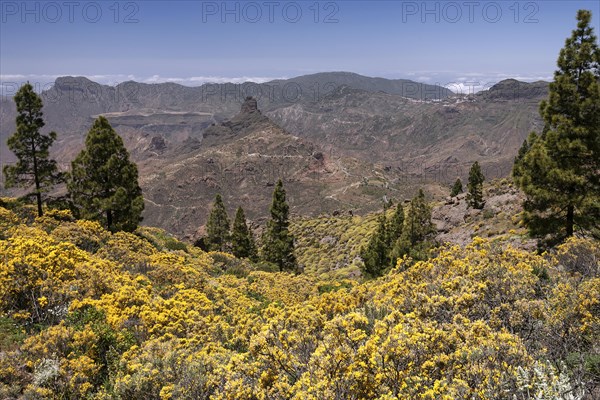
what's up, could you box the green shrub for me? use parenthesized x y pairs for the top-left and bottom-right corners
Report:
(164, 237), (188, 252)
(483, 209), (495, 219)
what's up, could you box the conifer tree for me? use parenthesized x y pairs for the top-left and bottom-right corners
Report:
(360, 200), (407, 277)
(512, 137), (532, 180)
(391, 189), (436, 262)
(450, 178), (463, 197)
(466, 161), (485, 209)
(206, 194), (231, 252)
(387, 202), (405, 245)
(69, 116), (144, 232)
(361, 211), (390, 278)
(3, 83), (64, 216)
(231, 206), (258, 261)
(402, 189), (435, 245)
(514, 10), (600, 246)
(262, 179), (297, 272)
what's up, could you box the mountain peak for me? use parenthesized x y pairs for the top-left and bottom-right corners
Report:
(241, 96), (260, 114)
(53, 76), (99, 89)
(479, 79), (549, 101)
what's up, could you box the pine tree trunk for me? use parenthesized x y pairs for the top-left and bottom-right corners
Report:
(107, 209), (113, 232)
(35, 192), (42, 217)
(31, 139), (42, 217)
(566, 205), (574, 237)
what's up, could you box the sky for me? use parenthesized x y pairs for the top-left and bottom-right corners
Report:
(1, 1), (600, 94)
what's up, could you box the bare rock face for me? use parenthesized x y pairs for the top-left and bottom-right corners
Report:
(202, 96), (268, 143)
(432, 193), (468, 234)
(241, 96), (259, 114)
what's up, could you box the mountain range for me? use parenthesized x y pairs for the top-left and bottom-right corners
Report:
(0, 72), (548, 238)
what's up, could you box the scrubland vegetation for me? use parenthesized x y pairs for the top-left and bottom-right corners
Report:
(1, 199), (599, 399)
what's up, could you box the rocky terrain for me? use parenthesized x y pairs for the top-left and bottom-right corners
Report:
(0, 73), (548, 237)
(139, 97), (410, 238)
(290, 178), (535, 280)
(268, 80), (547, 180)
(431, 179), (534, 250)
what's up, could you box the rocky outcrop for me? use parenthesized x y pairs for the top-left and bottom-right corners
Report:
(203, 96), (269, 142)
(241, 96), (259, 114)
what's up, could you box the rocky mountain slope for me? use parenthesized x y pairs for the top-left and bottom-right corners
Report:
(0, 72), (453, 163)
(0, 73), (548, 237)
(267, 80), (547, 181)
(139, 97), (410, 238)
(291, 178), (534, 280)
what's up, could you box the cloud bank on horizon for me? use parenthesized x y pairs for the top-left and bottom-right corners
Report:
(0, 71), (553, 97)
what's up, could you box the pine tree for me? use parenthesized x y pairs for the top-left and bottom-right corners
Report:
(360, 213), (390, 278)
(391, 189), (436, 262)
(514, 10), (600, 246)
(403, 189), (435, 245)
(387, 202), (404, 245)
(3, 83), (64, 216)
(231, 206), (258, 261)
(512, 136), (532, 180)
(206, 194), (231, 252)
(68, 116), (144, 232)
(466, 161), (485, 209)
(450, 178), (463, 197)
(262, 179), (297, 272)
(360, 200), (406, 277)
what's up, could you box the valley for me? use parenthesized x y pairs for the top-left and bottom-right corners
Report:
(0, 73), (547, 238)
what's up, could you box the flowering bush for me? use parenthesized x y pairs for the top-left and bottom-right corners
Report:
(0, 203), (598, 398)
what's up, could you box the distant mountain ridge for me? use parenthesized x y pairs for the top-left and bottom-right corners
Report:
(1, 72), (457, 165)
(478, 79), (549, 101)
(268, 71), (455, 101)
(0, 72), (549, 237)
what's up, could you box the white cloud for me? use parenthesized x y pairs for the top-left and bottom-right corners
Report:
(445, 82), (486, 95)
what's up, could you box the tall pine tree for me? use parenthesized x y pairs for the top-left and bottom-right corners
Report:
(206, 194), (231, 252)
(361, 211), (390, 278)
(514, 10), (600, 246)
(3, 83), (64, 216)
(466, 161), (485, 209)
(512, 136), (533, 180)
(69, 116), (144, 232)
(231, 206), (258, 261)
(360, 201), (406, 277)
(388, 202), (405, 243)
(262, 179), (297, 272)
(391, 189), (436, 262)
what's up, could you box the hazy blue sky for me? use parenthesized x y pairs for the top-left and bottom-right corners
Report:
(1, 1), (599, 93)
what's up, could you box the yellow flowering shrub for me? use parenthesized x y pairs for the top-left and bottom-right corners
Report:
(0, 226), (118, 324)
(553, 236), (600, 277)
(365, 238), (547, 336)
(34, 209), (76, 232)
(291, 213), (380, 278)
(146, 253), (208, 296)
(0, 206), (20, 238)
(1, 202), (598, 398)
(96, 231), (158, 274)
(51, 219), (111, 253)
